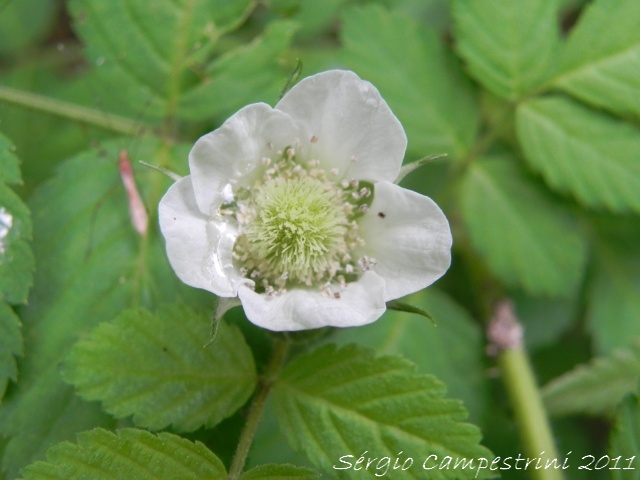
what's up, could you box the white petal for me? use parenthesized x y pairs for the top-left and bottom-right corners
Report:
(357, 181), (452, 300)
(237, 271), (387, 331)
(158, 176), (251, 296)
(189, 103), (303, 215)
(276, 70), (406, 183)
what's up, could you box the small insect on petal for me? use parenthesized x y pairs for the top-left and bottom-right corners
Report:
(119, 150), (149, 236)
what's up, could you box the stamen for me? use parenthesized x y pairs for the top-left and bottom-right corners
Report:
(230, 143), (373, 293)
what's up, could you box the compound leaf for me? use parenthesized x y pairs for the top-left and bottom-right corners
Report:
(542, 341), (640, 416)
(341, 5), (479, 159)
(69, 0), (293, 122)
(0, 134), (34, 305)
(517, 96), (640, 213)
(333, 289), (486, 421)
(453, 0), (560, 100)
(460, 156), (586, 296)
(273, 344), (494, 480)
(0, 133), (32, 400)
(551, 0), (640, 119)
(63, 305), (256, 432)
(178, 20), (298, 121)
(0, 139), (207, 478)
(586, 217), (640, 354)
(18, 428), (226, 480)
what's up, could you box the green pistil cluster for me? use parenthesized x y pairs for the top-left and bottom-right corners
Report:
(228, 145), (373, 295)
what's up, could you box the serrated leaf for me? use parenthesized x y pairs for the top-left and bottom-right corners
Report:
(63, 305), (256, 431)
(551, 0), (640, 119)
(334, 289), (486, 421)
(69, 0), (293, 123)
(178, 20), (297, 121)
(452, 0), (560, 100)
(460, 156), (586, 296)
(0, 139), (208, 478)
(0, 185), (34, 304)
(609, 394), (640, 480)
(0, 303), (22, 399)
(341, 5), (479, 159)
(0, 0), (57, 56)
(68, 0), (246, 120)
(18, 428), (226, 480)
(242, 464), (320, 480)
(0, 133), (34, 305)
(0, 134), (21, 185)
(0, 133), (31, 400)
(273, 344), (494, 480)
(542, 341), (640, 416)
(517, 95), (640, 213)
(586, 217), (640, 354)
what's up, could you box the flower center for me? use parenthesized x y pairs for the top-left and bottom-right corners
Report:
(227, 145), (375, 295)
(244, 176), (348, 285)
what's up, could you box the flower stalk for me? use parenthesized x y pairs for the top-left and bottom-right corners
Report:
(228, 336), (290, 480)
(489, 301), (564, 480)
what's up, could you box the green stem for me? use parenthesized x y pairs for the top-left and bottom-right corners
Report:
(499, 348), (564, 480)
(0, 84), (153, 137)
(228, 336), (290, 480)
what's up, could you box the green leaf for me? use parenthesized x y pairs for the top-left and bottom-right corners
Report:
(177, 20), (298, 121)
(609, 394), (640, 480)
(341, 5), (479, 159)
(542, 341), (640, 416)
(0, 186), (34, 304)
(459, 156), (586, 296)
(452, 0), (560, 100)
(517, 95), (640, 213)
(0, 133), (34, 305)
(69, 0), (245, 120)
(333, 289), (486, 421)
(512, 291), (577, 348)
(242, 464), (320, 480)
(586, 217), (640, 354)
(551, 0), (640, 120)
(18, 428), (227, 480)
(0, 0), (57, 56)
(0, 139), (208, 478)
(0, 303), (22, 398)
(273, 344), (494, 480)
(0, 64), (112, 190)
(0, 133), (21, 184)
(0, 133), (31, 399)
(62, 306), (256, 431)
(69, 0), (293, 122)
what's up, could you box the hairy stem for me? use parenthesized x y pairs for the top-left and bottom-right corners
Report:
(0, 84), (153, 137)
(490, 302), (564, 480)
(228, 336), (290, 480)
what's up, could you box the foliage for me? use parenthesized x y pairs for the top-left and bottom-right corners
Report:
(62, 306), (257, 432)
(542, 341), (640, 416)
(1, 0), (639, 479)
(0, 134), (33, 398)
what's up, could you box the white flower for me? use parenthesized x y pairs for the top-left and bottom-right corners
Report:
(159, 70), (452, 331)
